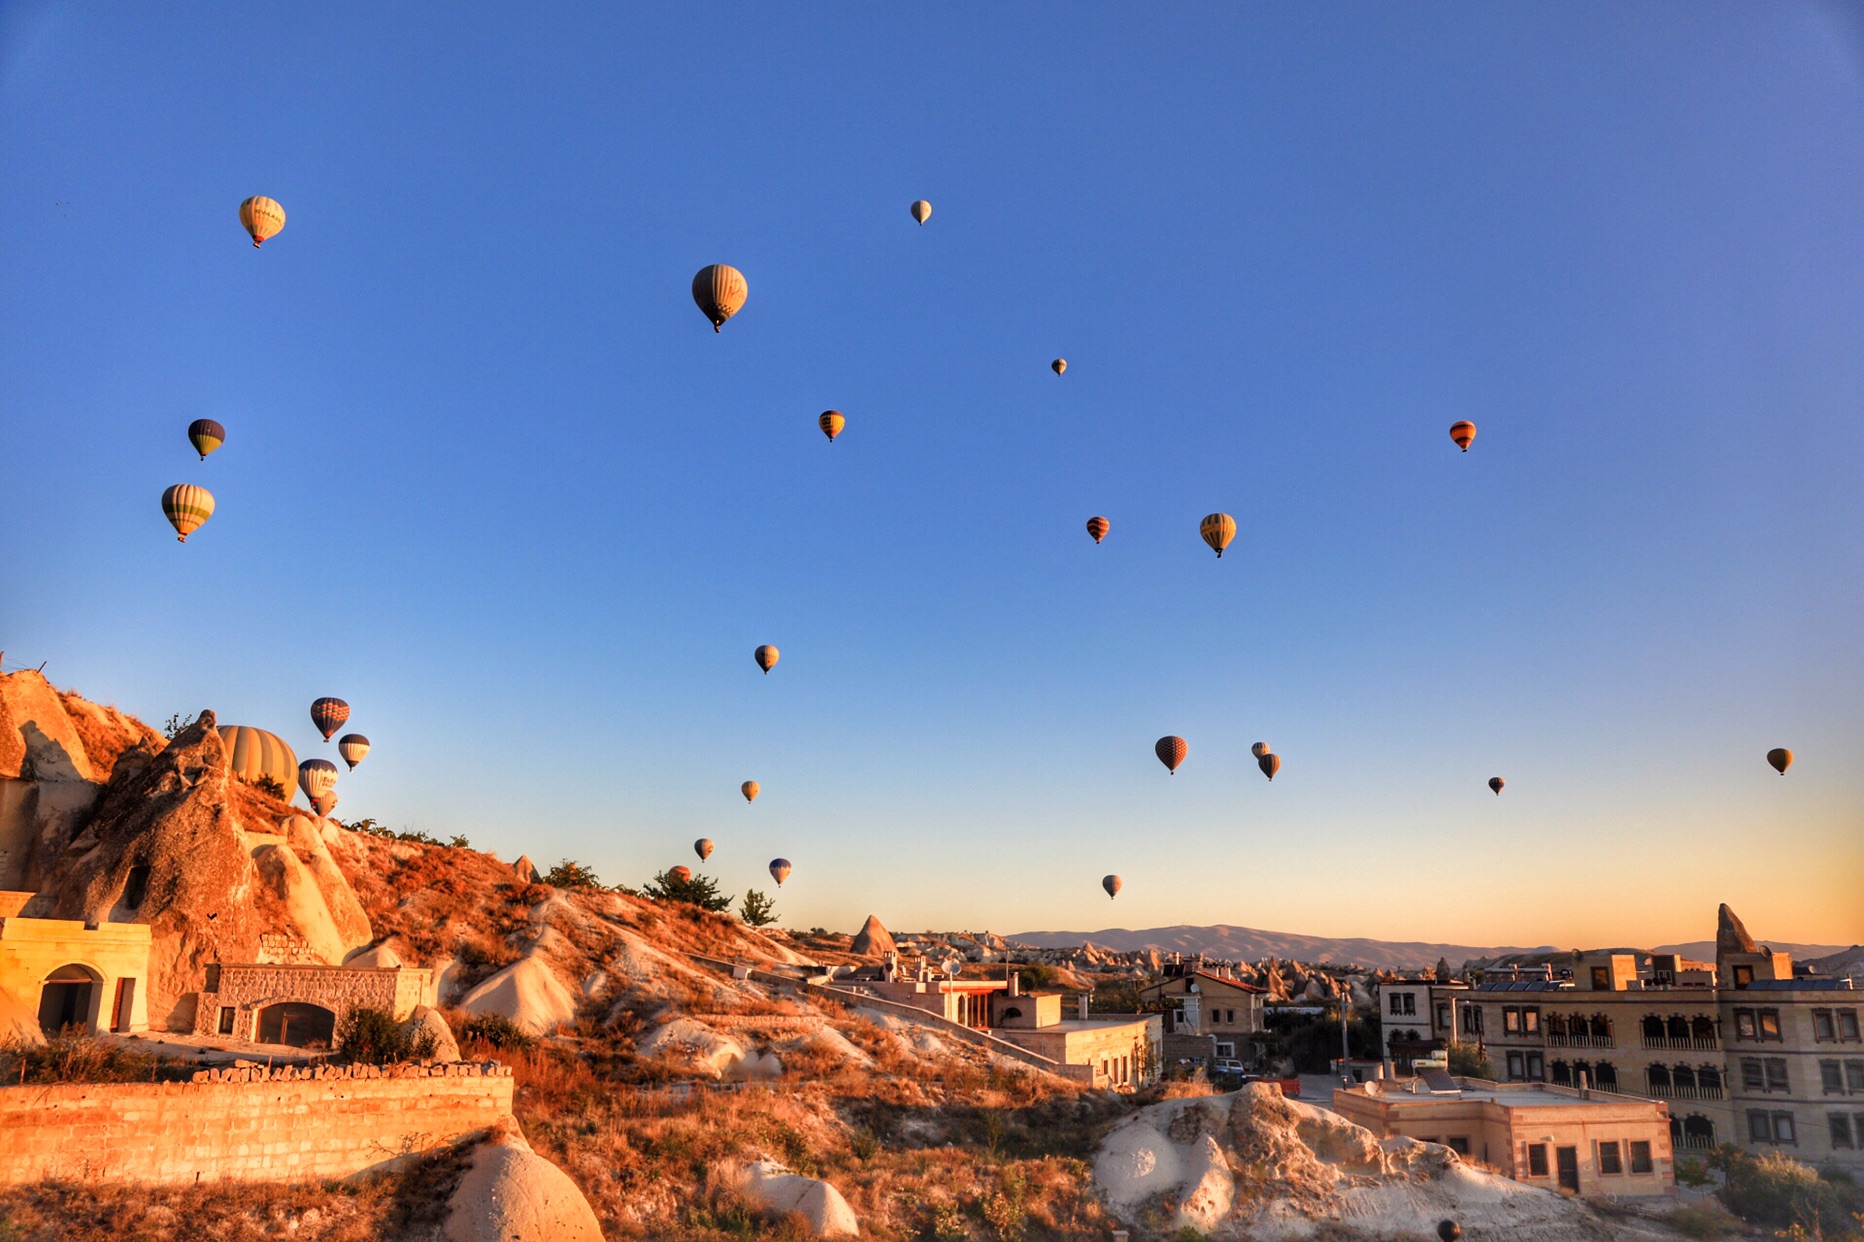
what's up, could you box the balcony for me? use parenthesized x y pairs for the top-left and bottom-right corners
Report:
(1642, 1036), (1718, 1051)
(1547, 1033), (1615, 1048)
(1651, 1084), (1725, 1100)
(1674, 1133), (1718, 1151)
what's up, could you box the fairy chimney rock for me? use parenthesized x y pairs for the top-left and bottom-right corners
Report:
(850, 915), (896, 959)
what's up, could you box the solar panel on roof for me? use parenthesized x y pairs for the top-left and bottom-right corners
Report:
(1420, 1067), (1460, 1093)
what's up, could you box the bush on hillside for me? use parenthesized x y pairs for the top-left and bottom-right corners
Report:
(643, 868), (733, 913)
(1707, 1144), (1864, 1237)
(337, 1006), (436, 1065)
(739, 888), (778, 926)
(458, 1012), (536, 1051)
(243, 774), (288, 800)
(543, 859), (608, 889)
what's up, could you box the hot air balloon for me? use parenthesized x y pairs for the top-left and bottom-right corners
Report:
(310, 697), (350, 741)
(692, 264), (748, 332)
(1251, 742), (1271, 759)
(161, 484), (215, 543)
(1156, 735), (1187, 775)
(1767, 748), (1793, 776)
(910, 200), (932, 225)
(1437, 1223), (1462, 1242)
(741, 780), (760, 803)
(1086, 516), (1110, 544)
(694, 838), (714, 862)
(298, 758), (339, 803)
(769, 858), (792, 887)
(1489, 777), (1505, 795)
(819, 410), (845, 442)
(239, 196), (286, 248)
(754, 645), (779, 675)
(1200, 513), (1236, 558)
(1102, 874), (1122, 900)
(669, 865), (693, 884)
(1258, 752), (1281, 781)
(188, 419), (226, 461)
(220, 725), (298, 795)
(337, 734), (370, 770)
(1449, 421), (1477, 452)
(311, 792), (338, 818)
(1051, 359), (1067, 376)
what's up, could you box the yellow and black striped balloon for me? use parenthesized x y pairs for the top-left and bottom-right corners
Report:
(1051, 359), (1067, 376)
(819, 411), (845, 442)
(692, 264), (748, 331)
(1449, 421), (1477, 451)
(754, 645), (779, 674)
(337, 734), (371, 770)
(1086, 516), (1109, 544)
(239, 196), (286, 248)
(220, 725), (298, 795)
(1199, 512), (1235, 558)
(188, 419), (226, 461)
(161, 484), (215, 542)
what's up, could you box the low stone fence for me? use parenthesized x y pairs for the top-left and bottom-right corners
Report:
(0, 1061), (513, 1185)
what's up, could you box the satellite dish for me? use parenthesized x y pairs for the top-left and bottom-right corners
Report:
(944, 959), (962, 979)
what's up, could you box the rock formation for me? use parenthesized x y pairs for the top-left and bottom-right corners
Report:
(730, 1158), (859, 1237)
(445, 1127), (603, 1242)
(850, 914), (895, 959)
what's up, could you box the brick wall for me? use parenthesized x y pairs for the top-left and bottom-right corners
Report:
(0, 1061), (513, 1185)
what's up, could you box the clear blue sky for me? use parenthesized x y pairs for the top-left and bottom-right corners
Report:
(4, 4), (1860, 949)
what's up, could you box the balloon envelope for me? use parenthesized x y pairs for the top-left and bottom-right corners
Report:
(1767, 748), (1793, 775)
(692, 264), (748, 331)
(1102, 874), (1122, 899)
(1156, 736), (1187, 774)
(1489, 777), (1505, 795)
(669, 865), (693, 884)
(1086, 516), (1109, 544)
(1051, 359), (1067, 376)
(819, 411), (845, 442)
(769, 858), (792, 887)
(1258, 753), (1282, 781)
(220, 726), (297, 796)
(1449, 421), (1477, 452)
(741, 780), (760, 803)
(310, 697), (350, 741)
(161, 484), (215, 543)
(694, 838), (714, 862)
(1251, 742), (1271, 758)
(188, 419), (226, 461)
(910, 199), (932, 224)
(298, 758), (339, 802)
(337, 734), (370, 770)
(754, 645), (779, 674)
(239, 196), (285, 248)
(1200, 513), (1236, 558)
(311, 792), (337, 817)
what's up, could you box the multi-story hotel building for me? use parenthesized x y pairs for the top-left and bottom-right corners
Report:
(1376, 905), (1862, 1172)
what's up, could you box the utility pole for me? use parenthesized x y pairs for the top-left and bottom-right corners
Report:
(1340, 983), (1353, 1087)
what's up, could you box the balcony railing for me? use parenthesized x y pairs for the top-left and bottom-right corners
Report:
(1641, 1036), (1719, 1051)
(1674, 1134), (1718, 1151)
(1547, 1033), (1615, 1048)
(1651, 1084), (1725, 1100)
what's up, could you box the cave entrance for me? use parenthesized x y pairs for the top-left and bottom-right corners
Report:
(255, 1002), (336, 1049)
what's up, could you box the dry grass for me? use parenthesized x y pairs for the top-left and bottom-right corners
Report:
(54, 691), (163, 780)
(0, 1031), (198, 1085)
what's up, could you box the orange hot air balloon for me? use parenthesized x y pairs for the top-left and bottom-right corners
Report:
(692, 264), (748, 332)
(754, 645), (779, 674)
(669, 865), (693, 884)
(1489, 776), (1505, 795)
(311, 792), (337, 817)
(1102, 874), (1122, 900)
(1766, 748), (1793, 776)
(1200, 513), (1236, 558)
(239, 196), (286, 248)
(694, 838), (714, 862)
(161, 484), (215, 542)
(1051, 359), (1067, 376)
(1086, 516), (1110, 544)
(769, 858), (792, 887)
(1449, 421), (1477, 452)
(1251, 742), (1271, 759)
(819, 410), (845, 442)
(310, 697), (350, 742)
(741, 780), (760, 803)
(1258, 752), (1281, 781)
(910, 200), (932, 225)
(1155, 735), (1187, 775)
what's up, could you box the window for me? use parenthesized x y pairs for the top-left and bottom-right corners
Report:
(1735, 1009), (1757, 1040)
(1749, 1112), (1773, 1143)
(1848, 1062), (1864, 1091)
(1446, 1136), (1471, 1156)
(1598, 1141), (1623, 1174)
(1734, 965), (1754, 988)
(1526, 1052), (1544, 1081)
(1550, 1060), (1572, 1086)
(1815, 1010), (1837, 1041)
(1700, 1066), (1723, 1093)
(1226, 1009), (1235, 1024)
(1742, 1058), (1765, 1091)
(1591, 967), (1610, 990)
(1595, 1062), (1617, 1091)
(1507, 1051), (1525, 1080)
(1772, 1112), (1796, 1145)
(1630, 1141), (1653, 1173)
(1766, 1058), (1789, 1092)
(217, 1006), (235, 1035)
(1437, 1003), (1450, 1029)
(1504, 1008), (1521, 1034)
(1391, 993), (1406, 1015)
(1841, 1011), (1861, 1041)
(1823, 1061), (1845, 1094)
(1526, 1143), (1549, 1177)
(1832, 1115), (1855, 1149)
(1759, 1010), (1782, 1040)
(1523, 1008), (1539, 1033)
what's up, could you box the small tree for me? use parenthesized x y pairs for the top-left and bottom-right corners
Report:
(337, 1006), (435, 1065)
(1446, 1040), (1491, 1078)
(740, 888), (778, 927)
(543, 859), (608, 889)
(644, 869), (732, 913)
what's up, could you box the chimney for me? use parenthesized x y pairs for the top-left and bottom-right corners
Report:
(1009, 971), (1021, 997)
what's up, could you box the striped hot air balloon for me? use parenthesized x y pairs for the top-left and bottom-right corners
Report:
(1258, 753), (1282, 781)
(310, 697), (350, 741)
(1102, 874), (1122, 900)
(337, 734), (370, 770)
(188, 419), (226, 461)
(1200, 513), (1236, 558)
(1449, 421), (1477, 452)
(1086, 516), (1109, 544)
(312, 791), (338, 817)
(769, 858), (792, 887)
(1156, 735), (1187, 774)
(754, 645), (779, 675)
(161, 484), (215, 543)
(694, 838), (714, 862)
(298, 758), (339, 803)
(819, 411), (845, 442)
(220, 726), (298, 795)
(910, 200), (932, 225)
(239, 196), (286, 248)
(1251, 742), (1271, 759)
(692, 264), (748, 332)
(741, 780), (760, 803)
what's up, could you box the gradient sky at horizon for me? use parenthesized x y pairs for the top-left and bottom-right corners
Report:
(3, 4), (1860, 951)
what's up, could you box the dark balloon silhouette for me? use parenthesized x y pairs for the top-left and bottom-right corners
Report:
(1156, 736), (1187, 774)
(1086, 516), (1109, 544)
(1767, 748), (1793, 776)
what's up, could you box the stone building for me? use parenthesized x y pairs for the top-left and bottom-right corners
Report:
(193, 959), (435, 1048)
(0, 890), (151, 1037)
(1139, 960), (1268, 1065)
(1378, 976), (1470, 1070)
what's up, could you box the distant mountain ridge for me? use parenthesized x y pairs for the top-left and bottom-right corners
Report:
(1652, 940), (1852, 963)
(1006, 925), (1559, 973)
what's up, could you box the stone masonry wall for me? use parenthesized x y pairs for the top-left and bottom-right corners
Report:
(194, 963), (434, 1039)
(0, 1061), (512, 1185)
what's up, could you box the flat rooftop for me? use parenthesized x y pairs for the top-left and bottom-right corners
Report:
(1352, 1078), (1648, 1109)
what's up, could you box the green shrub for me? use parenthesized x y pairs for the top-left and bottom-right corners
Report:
(336, 1006), (435, 1065)
(459, 1012), (536, 1051)
(1662, 1204), (1728, 1239)
(644, 869), (732, 913)
(245, 774), (287, 799)
(739, 888), (778, 926)
(1710, 1144), (1863, 1236)
(1446, 1040), (1490, 1078)
(544, 859), (609, 889)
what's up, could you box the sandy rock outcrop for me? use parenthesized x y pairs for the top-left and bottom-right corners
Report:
(456, 951), (579, 1035)
(729, 1159), (859, 1238)
(636, 1016), (749, 1077)
(1097, 1084), (1622, 1240)
(512, 854), (539, 883)
(850, 914), (895, 959)
(445, 1128), (602, 1242)
(405, 1004), (461, 1062)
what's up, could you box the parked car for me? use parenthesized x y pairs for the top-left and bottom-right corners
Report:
(1210, 1058), (1248, 1075)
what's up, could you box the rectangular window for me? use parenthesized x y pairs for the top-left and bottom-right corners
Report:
(1630, 1140), (1653, 1173)
(1831, 1116), (1855, 1149)
(1527, 1143), (1549, 1176)
(1599, 1141), (1623, 1174)
(1847, 1062), (1864, 1091)
(216, 1006), (235, 1036)
(1822, 1061), (1845, 1094)
(1735, 965), (1754, 988)
(1592, 967), (1610, 990)
(1766, 1058), (1789, 1092)
(1527, 1052), (1544, 1081)
(1841, 1011), (1861, 1041)
(1437, 1003), (1450, 1029)
(1735, 1009), (1757, 1040)
(1749, 1112), (1773, 1143)
(1446, 1136), (1471, 1156)
(1772, 1112), (1796, 1144)
(1524, 1007), (1540, 1033)
(1743, 1058), (1765, 1090)
(1815, 1010), (1837, 1041)
(1391, 993), (1405, 1015)
(1504, 1008), (1521, 1034)
(1507, 1051), (1525, 1080)
(1760, 1010), (1782, 1040)
(1403, 994), (1416, 1015)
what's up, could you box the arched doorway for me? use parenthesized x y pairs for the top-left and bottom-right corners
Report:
(255, 1002), (336, 1049)
(37, 965), (100, 1035)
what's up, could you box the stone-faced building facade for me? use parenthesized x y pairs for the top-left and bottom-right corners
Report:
(194, 960), (435, 1048)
